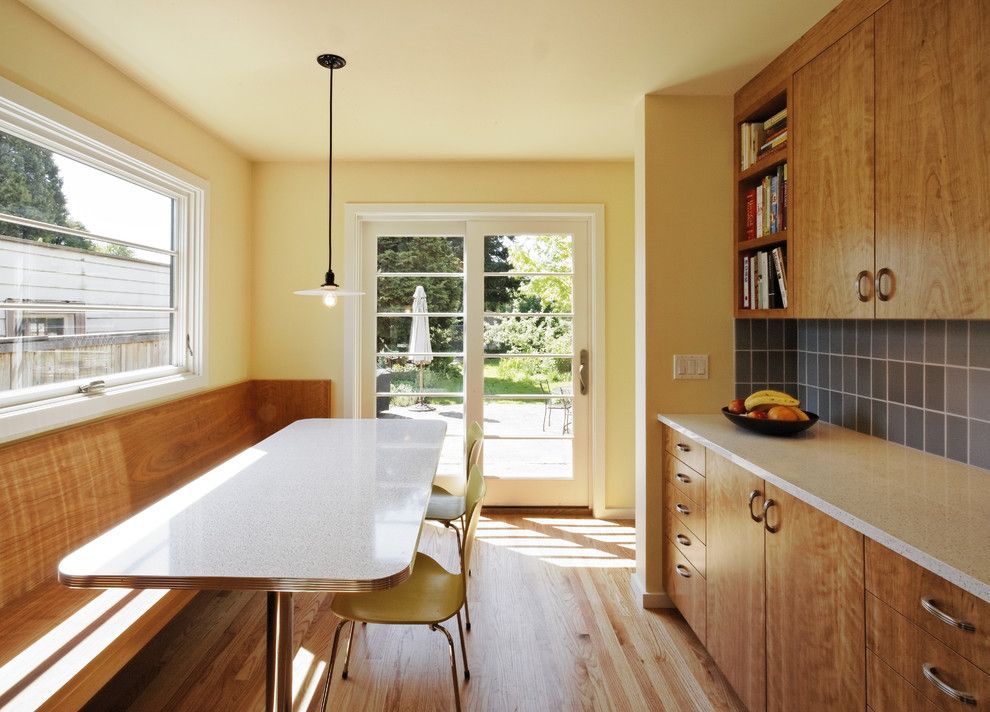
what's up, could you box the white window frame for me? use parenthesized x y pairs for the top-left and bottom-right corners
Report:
(343, 204), (609, 516)
(0, 76), (207, 443)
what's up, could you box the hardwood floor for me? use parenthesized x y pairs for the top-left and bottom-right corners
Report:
(86, 514), (744, 711)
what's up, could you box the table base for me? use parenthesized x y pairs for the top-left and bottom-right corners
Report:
(266, 592), (294, 712)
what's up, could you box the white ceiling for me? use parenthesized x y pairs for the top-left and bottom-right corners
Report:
(19, 0), (840, 161)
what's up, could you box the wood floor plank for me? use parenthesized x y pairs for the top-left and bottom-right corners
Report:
(86, 514), (744, 712)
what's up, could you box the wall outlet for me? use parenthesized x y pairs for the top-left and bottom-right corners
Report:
(673, 354), (709, 380)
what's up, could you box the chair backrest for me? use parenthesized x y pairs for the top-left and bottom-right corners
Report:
(537, 376), (551, 396)
(460, 464), (487, 578)
(465, 421), (484, 478)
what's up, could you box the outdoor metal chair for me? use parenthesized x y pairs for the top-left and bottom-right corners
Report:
(539, 377), (572, 434)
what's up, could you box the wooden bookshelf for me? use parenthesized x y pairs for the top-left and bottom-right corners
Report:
(733, 85), (791, 317)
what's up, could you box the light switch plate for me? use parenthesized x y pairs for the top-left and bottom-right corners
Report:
(673, 354), (709, 380)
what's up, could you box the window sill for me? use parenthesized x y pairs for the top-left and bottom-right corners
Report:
(0, 371), (207, 446)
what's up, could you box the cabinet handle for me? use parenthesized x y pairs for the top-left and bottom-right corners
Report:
(675, 503), (691, 515)
(675, 443), (691, 453)
(675, 473), (692, 484)
(762, 499), (779, 533)
(921, 597), (976, 632)
(855, 270), (872, 302)
(876, 267), (894, 302)
(922, 663), (977, 706)
(675, 533), (691, 546)
(748, 489), (764, 523)
(675, 564), (692, 579)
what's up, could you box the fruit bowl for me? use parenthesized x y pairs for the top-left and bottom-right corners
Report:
(721, 407), (819, 436)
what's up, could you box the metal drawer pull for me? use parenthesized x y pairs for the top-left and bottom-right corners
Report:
(855, 270), (872, 302)
(675, 443), (691, 453)
(675, 534), (691, 546)
(675, 564), (692, 579)
(748, 489), (764, 523)
(921, 597), (976, 632)
(675, 503), (691, 515)
(762, 499), (778, 533)
(922, 663), (977, 706)
(675, 473), (691, 484)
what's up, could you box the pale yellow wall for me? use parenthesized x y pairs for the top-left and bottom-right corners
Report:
(252, 160), (636, 509)
(0, 0), (253, 388)
(634, 95), (733, 601)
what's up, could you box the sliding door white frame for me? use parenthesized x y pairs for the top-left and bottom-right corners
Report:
(343, 203), (609, 516)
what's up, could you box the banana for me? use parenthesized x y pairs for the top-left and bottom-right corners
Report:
(793, 408), (810, 421)
(744, 389), (800, 411)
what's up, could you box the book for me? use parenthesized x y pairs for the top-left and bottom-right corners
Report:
(782, 163), (788, 230)
(758, 251), (770, 309)
(745, 188), (756, 239)
(740, 123), (749, 170)
(755, 183), (764, 238)
(772, 247), (789, 308)
(750, 255), (757, 309)
(770, 174), (779, 234)
(763, 176), (772, 235)
(758, 130), (787, 155)
(763, 108), (787, 132)
(767, 250), (778, 307)
(742, 255), (750, 308)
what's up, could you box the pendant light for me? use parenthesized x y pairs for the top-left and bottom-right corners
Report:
(294, 53), (363, 308)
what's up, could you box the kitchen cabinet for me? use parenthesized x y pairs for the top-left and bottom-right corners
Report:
(706, 454), (766, 712)
(874, 0), (990, 318)
(793, 17), (875, 318)
(764, 484), (866, 712)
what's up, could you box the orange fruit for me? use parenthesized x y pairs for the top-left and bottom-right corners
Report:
(766, 405), (800, 421)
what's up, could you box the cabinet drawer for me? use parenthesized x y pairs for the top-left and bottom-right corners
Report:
(662, 426), (705, 475)
(867, 540), (990, 672)
(868, 650), (940, 712)
(867, 593), (990, 710)
(664, 480), (706, 544)
(663, 450), (705, 506)
(664, 507), (705, 578)
(663, 536), (706, 644)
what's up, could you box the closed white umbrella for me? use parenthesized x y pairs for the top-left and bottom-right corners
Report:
(408, 285), (434, 411)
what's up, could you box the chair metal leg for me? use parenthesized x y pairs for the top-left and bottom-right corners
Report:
(460, 514), (471, 577)
(430, 624), (462, 712)
(456, 611), (470, 679)
(341, 620), (356, 679)
(464, 596), (472, 631)
(319, 618), (348, 712)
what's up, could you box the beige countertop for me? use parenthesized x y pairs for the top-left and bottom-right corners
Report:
(658, 414), (990, 603)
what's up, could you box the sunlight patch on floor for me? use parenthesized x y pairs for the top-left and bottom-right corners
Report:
(470, 516), (638, 569)
(292, 646), (326, 710)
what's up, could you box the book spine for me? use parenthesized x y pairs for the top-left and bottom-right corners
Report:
(758, 251), (770, 309)
(741, 123), (748, 170)
(763, 176), (771, 236)
(772, 247), (789, 308)
(750, 255), (757, 309)
(755, 184), (764, 238)
(742, 255), (750, 309)
(770, 175), (779, 234)
(746, 188), (756, 239)
(782, 163), (788, 231)
(767, 250), (778, 307)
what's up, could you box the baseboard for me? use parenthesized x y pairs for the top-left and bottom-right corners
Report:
(595, 507), (634, 520)
(629, 571), (673, 609)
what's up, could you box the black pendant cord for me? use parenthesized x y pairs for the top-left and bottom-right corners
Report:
(325, 63), (335, 285)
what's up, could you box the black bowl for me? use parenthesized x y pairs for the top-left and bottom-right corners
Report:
(721, 407), (819, 436)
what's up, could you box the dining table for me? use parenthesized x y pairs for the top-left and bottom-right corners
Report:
(58, 417), (448, 712)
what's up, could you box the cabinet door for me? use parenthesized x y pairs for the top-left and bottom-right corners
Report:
(764, 485), (865, 712)
(793, 18), (875, 318)
(875, 0), (990, 318)
(706, 454), (766, 712)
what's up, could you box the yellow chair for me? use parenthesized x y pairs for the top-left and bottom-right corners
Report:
(425, 421), (483, 627)
(319, 464), (487, 712)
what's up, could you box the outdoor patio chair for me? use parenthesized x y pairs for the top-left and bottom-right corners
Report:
(539, 376), (572, 434)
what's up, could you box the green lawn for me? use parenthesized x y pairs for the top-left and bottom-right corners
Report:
(383, 360), (569, 404)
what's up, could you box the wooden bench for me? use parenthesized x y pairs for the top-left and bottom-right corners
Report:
(0, 379), (330, 711)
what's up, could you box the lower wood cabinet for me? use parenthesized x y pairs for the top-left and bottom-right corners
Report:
(662, 427), (867, 712)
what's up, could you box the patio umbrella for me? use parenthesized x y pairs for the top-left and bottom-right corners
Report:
(408, 285), (434, 411)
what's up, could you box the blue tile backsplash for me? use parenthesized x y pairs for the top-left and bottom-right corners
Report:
(734, 319), (990, 470)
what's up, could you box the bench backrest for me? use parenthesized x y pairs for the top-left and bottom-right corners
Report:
(0, 379), (330, 608)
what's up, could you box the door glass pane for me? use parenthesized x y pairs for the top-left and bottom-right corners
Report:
(377, 276), (463, 313)
(377, 235), (463, 273)
(485, 275), (573, 313)
(483, 356), (571, 395)
(377, 316), (464, 353)
(376, 355), (463, 394)
(483, 315), (572, 354)
(484, 234), (572, 273)
(377, 396), (464, 478)
(484, 438), (572, 479)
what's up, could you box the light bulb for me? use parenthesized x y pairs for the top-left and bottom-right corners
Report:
(322, 291), (338, 308)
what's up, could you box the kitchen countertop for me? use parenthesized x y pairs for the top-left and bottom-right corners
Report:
(658, 414), (990, 603)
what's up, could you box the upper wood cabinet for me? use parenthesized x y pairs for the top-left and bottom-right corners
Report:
(874, 0), (990, 318)
(793, 18), (875, 319)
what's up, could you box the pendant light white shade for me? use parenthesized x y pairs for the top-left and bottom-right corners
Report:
(296, 53), (363, 308)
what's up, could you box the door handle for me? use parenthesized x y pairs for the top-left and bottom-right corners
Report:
(579, 349), (589, 395)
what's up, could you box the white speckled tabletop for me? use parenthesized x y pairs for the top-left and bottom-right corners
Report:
(59, 418), (447, 591)
(658, 414), (990, 602)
